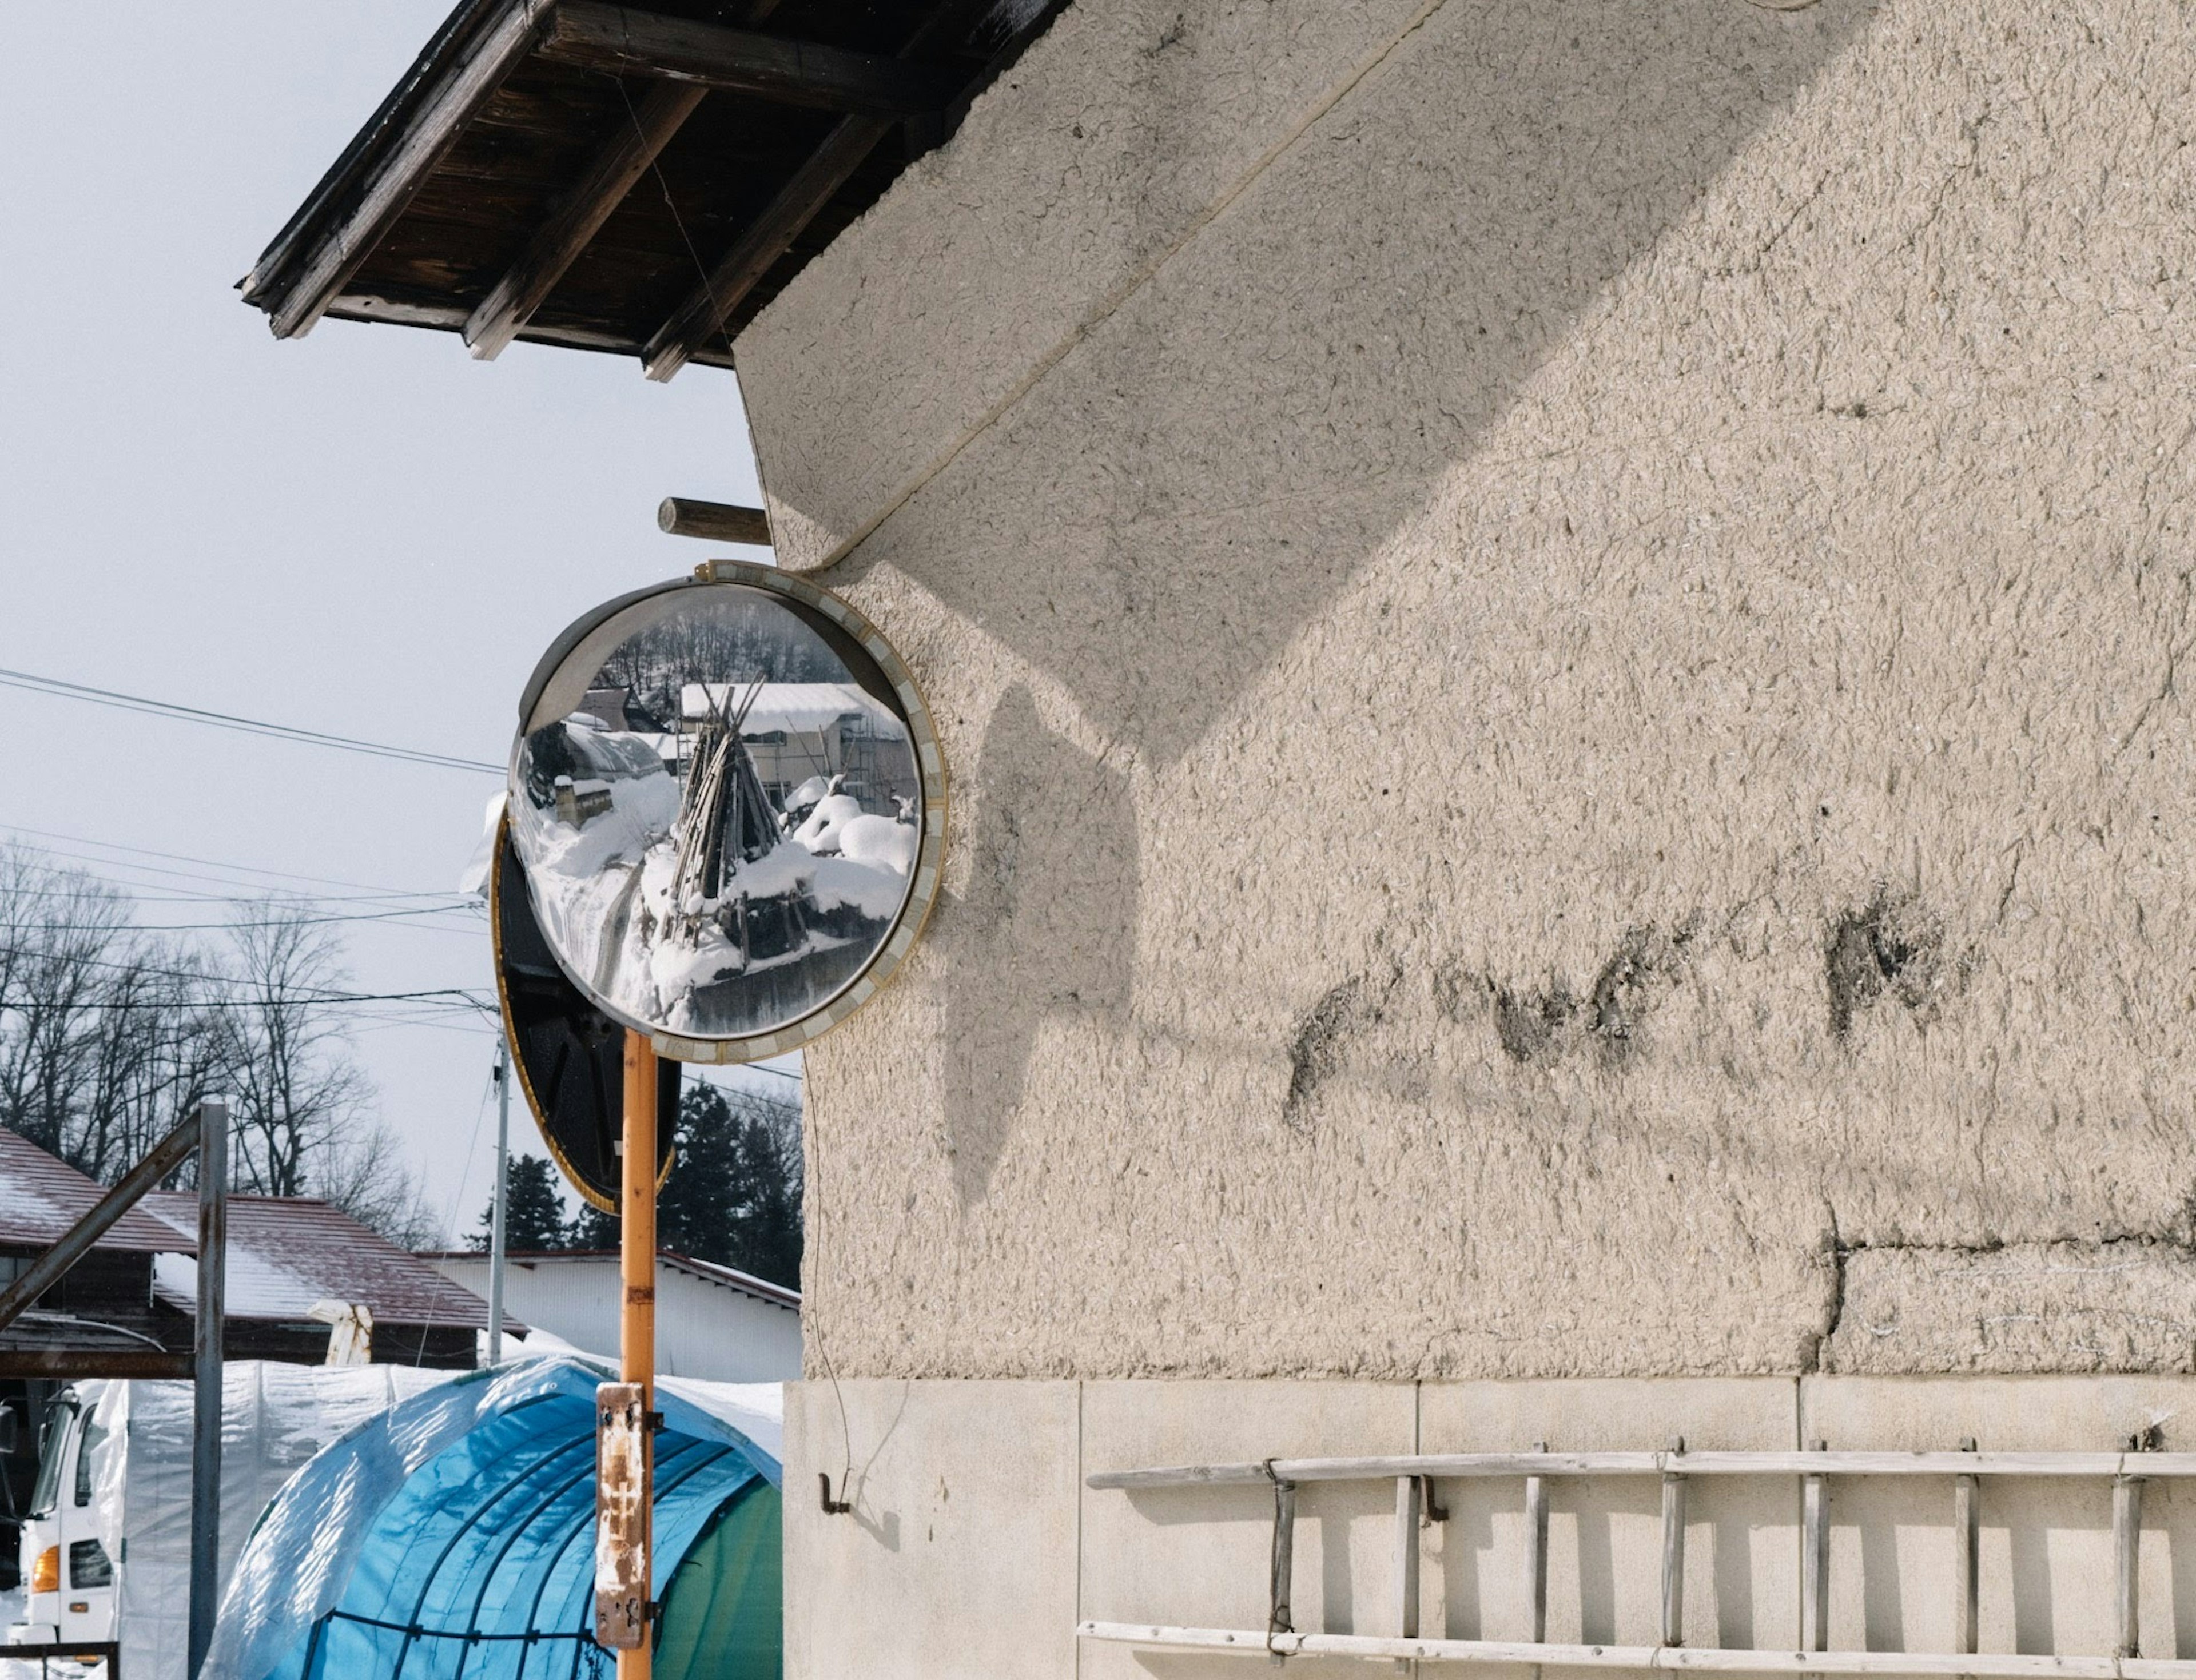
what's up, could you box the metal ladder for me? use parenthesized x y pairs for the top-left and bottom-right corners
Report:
(1080, 1442), (2196, 1675)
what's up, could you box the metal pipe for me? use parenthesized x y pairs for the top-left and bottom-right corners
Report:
(1955, 1438), (1979, 1658)
(619, 1033), (658, 1680)
(1527, 1440), (1550, 1646)
(0, 1109), (202, 1334)
(1267, 1470), (1298, 1663)
(188, 1100), (228, 1680)
(1087, 1450), (2196, 1489)
(1079, 1620), (2196, 1676)
(2115, 1474), (2144, 1659)
(488, 1037), (510, 1364)
(1396, 1474), (1421, 1641)
(1661, 1438), (1686, 1649)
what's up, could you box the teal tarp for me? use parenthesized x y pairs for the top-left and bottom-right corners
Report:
(203, 1359), (781, 1680)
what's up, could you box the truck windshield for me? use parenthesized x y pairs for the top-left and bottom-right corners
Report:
(26, 1398), (76, 1520)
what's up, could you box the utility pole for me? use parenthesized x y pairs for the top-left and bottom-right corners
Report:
(620, 1032), (657, 1680)
(488, 1036), (510, 1364)
(188, 1099), (228, 1680)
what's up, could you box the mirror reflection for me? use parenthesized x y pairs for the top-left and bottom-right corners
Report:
(510, 583), (921, 1042)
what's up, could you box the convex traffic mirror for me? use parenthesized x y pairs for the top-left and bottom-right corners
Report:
(510, 563), (944, 1064)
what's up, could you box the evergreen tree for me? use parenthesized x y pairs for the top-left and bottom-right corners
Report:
(568, 1084), (803, 1289)
(471, 1153), (569, 1251)
(567, 1199), (618, 1249)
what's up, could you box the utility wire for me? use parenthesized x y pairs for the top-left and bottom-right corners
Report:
(0, 822), (489, 901)
(0, 666), (503, 775)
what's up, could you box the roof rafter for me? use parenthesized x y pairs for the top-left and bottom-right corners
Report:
(538, 3), (962, 116)
(639, 0), (1006, 381)
(464, 78), (707, 360)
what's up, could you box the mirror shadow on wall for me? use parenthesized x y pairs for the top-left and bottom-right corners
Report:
(832, 0), (1880, 1205)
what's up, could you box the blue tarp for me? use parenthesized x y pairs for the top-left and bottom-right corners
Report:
(204, 1359), (782, 1680)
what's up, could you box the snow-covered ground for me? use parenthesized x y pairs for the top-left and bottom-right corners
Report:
(0, 1586), (108, 1679)
(513, 718), (917, 1037)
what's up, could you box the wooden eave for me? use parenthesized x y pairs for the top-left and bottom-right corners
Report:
(241, 0), (1066, 379)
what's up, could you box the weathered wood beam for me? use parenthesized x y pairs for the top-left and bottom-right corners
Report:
(540, 4), (960, 116)
(0, 1108), (201, 1335)
(0, 1349), (195, 1380)
(658, 497), (771, 544)
(640, 0), (1001, 381)
(642, 114), (891, 380)
(255, 0), (546, 340)
(466, 80), (708, 360)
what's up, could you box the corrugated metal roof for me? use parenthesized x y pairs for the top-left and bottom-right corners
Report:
(0, 1126), (193, 1252)
(145, 1193), (502, 1329)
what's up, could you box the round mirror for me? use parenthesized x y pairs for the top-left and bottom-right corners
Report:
(508, 564), (944, 1062)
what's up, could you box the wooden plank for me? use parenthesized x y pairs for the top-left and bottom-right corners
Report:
(640, 0), (1001, 380)
(466, 80), (708, 360)
(659, 497), (771, 544)
(0, 1349), (194, 1380)
(264, 0), (546, 339)
(539, 4), (960, 116)
(641, 112), (892, 379)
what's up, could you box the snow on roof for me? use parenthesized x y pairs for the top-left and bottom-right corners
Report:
(144, 1194), (503, 1329)
(419, 1247), (799, 1312)
(680, 681), (906, 739)
(0, 1126), (190, 1252)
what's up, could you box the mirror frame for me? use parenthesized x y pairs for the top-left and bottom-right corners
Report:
(509, 560), (948, 1064)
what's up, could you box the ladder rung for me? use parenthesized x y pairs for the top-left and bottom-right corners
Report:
(1077, 1622), (2196, 1677)
(1085, 1451), (2195, 1490)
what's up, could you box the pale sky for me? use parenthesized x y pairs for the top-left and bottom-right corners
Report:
(1, 3), (797, 1237)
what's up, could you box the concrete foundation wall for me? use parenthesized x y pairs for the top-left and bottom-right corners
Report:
(734, 0), (2196, 1384)
(788, 1377), (2196, 1680)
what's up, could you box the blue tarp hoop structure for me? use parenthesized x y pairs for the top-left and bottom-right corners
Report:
(204, 1358), (782, 1680)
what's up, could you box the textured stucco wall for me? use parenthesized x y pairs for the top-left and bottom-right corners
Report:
(737, 0), (2196, 1382)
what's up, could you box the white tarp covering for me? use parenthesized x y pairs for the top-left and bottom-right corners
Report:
(93, 1363), (454, 1680)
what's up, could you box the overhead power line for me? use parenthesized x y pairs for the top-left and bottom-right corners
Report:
(0, 822), (486, 901)
(0, 666), (503, 775)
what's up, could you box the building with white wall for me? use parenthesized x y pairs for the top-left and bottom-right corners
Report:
(252, 1), (2196, 1675)
(427, 1249), (799, 1384)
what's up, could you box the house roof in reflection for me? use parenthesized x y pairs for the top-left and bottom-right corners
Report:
(681, 682), (906, 738)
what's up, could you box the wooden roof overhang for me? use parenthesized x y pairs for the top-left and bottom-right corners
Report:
(242, 0), (1063, 379)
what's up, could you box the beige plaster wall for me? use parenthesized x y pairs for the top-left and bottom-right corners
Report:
(738, 0), (2196, 1381)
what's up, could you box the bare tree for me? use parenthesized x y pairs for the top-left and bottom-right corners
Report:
(318, 1115), (440, 1248)
(0, 858), (436, 1243)
(213, 901), (370, 1198)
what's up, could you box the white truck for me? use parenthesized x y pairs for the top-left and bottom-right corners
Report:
(8, 1364), (450, 1678)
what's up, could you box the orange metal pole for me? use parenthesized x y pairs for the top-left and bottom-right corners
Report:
(620, 1030), (658, 1680)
